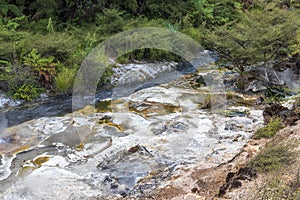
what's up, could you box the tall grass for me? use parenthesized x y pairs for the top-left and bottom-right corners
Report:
(54, 68), (77, 93)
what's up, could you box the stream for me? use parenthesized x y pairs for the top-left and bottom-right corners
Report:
(0, 54), (267, 199)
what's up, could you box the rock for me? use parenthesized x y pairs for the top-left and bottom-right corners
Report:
(0, 65), (267, 199)
(0, 92), (23, 108)
(235, 66), (287, 94)
(2, 167), (101, 199)
(218, 167), (257, 197)
(244, 80), (266, 93)
(263, 102), (299, 125)
(255, 96), (264, 105)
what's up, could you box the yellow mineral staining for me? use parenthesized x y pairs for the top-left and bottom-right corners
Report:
(16, 166), (36, 177)
(98, 118), (126, 131)
(12, 145), (30, 154)
(110, 99), (127, 112)
(76, 142), (84, 151)
(33, 156), (51, 167)
(149, 169), (161, 176)
(17, 155), (51, 177)
(128, 101), (181, 117)
(75, 105), (97, 115)
(226, 92), (258, 106)
(198, 93), (212, 109)
(71, 99), (126, 116)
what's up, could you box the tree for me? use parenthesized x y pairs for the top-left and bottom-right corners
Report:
(205, 7), (300, 73)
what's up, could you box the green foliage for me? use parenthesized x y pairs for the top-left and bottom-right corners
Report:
(181, 27), (204, 43)
(252, 118), (283, 139)
(0, 61), (29, 83)
(249, 143), (297, 173)
(265, 85), (288, 101)
(11, 83), (43, 101)
(95, 8), (127, 35)
(95, 100), (112, 112)
(193, 0), (243, 27)
(21, 33), (79, 61)
(205, 7), (300, 72)
(291, 29), (300, 56)
(54, 68), (77, 93)
(0, 63), (42, 100)
(258, 175), (300, 200)
(23, 48), (57, 86)
(98, 66), (114, 87)
(0, 16), (26, 31)
(0, 0), (22, 17)
(0, 28), (78, 63)
(117, 49), (183, 63)
(46, 17), (54, 33)
(0, 0), (299, 101)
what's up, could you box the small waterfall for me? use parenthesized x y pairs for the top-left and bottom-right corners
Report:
(0, 92), (23, 109)
(112, 62), (178, 85)
(111, 62), (182, 99)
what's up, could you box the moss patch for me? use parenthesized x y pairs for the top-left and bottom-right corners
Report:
(95, 100), (112, 112)
(252, 118), (283, 139)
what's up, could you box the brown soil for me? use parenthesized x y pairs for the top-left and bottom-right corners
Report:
(152, 121), (300, 200)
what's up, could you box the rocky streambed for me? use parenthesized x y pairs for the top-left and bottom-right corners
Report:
(0, 60), (269, 199)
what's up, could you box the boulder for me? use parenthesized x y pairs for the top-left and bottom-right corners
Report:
(263, 102), (299, 125)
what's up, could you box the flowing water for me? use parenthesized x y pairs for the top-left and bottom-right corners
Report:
(0, 55), (268, 199)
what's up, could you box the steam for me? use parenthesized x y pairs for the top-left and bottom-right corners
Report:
(0, 115), (8, 140)
(278, 68), (300, 90)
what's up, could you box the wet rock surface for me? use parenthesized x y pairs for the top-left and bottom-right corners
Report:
(0, 70), (265, 199)
(233, 65), (300, 96)
(0, 91), (23, 109)
(1, 51), (299, 199)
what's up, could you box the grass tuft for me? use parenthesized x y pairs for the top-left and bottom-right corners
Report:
(252, 117), (283, 139)
(249, 143), (297, 173)
(54, 68), (77, 93)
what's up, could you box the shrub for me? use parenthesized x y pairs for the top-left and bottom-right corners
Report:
(249, 143), (296, 173)
(11, 83), (43, 101)
(252, 117), (284, 139)
(258, 175), (300, 200)
(23, 48), (57, 87)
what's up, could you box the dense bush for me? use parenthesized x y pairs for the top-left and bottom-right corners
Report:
(0, 0), (299, 100)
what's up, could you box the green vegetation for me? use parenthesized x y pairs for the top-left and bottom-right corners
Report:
(11, 83), (44, 101)
(23, 48), (57, 87)
(252, 118), (284, 139)
(54, 68), (77, 93)
(95, 100), (112, 112)
(250, 137), (300, 199)
(249, 143), (296, 172)
(258, 174), (300, 200)
(0, 0), (299, 100)
(205, 5), (300, 73)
